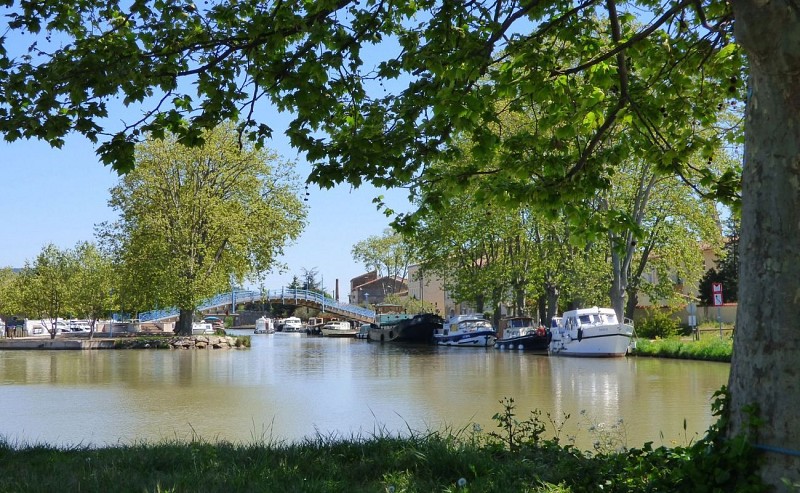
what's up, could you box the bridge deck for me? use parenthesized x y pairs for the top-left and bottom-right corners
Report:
(138, 289), (375, 324)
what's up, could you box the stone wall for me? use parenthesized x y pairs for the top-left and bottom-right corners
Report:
(115, 335), (246, 349)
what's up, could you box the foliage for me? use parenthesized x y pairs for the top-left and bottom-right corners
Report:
(351, 229), (414, 285)
(0, 0), (744, 212)
(0, 392), (765, 492)
(70, 242), (117, 332)
(635, 308), (682, 339)
(698, 215), (740, 305)
(97, 123), (306, 333)
(634, 336), (733, 362)
(382, 293), (437, 316)
(0, 267), (21, 316)
(17, 244), (77, 338)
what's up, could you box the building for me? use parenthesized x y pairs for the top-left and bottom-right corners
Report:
(349, 271), (408, 306)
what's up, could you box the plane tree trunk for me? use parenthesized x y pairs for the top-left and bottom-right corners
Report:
(728, 4), (800, 489)
(175, 309), (194, 336)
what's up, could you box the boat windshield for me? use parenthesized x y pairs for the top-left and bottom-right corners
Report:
(461, 320), (493, 331)
(599, 313), (618, 323)
(577, 313), (619, 325)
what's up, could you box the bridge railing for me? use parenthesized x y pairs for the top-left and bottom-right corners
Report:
(138, 288), (375, 322)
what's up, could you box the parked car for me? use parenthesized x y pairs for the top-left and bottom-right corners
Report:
(68, 320), (91, 332)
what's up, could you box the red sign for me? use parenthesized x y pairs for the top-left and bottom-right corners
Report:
(712, 283), (723, 306)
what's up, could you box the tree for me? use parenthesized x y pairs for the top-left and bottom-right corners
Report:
(99, 123), (307, 334)
(698, 215), (739, 306)
(1, 1), (797, 486)
(71, 242), (117, 336)
(18, 244), (77, 339)
(0, 267), (21, 318)
(601, 155), (723, 320)
(351, 229), (414, 290)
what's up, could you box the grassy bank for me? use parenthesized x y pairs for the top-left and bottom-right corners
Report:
(633, 333), (733, 362)
(0, 398), (764, 493)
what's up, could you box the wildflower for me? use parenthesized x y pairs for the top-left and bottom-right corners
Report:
(457, 478), (467, 488)
(387, 486), (395, 493)
(472, 423), (482, 433)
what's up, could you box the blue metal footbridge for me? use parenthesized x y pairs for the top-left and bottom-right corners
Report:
(137, 288), (376, 324)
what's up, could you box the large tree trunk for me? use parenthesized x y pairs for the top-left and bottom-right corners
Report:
(624, 286), (638, 321)
(729, 5), (800, 489)
(175, 308), (194, 336)
(609, 246), (627, 321)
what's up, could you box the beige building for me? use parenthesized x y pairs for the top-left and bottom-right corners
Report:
(349, 270), (408, 306)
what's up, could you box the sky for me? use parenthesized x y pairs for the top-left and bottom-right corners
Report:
(0, 132), (414, 302)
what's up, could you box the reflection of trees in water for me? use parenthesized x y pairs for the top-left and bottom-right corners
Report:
(3, 343), (728, 449)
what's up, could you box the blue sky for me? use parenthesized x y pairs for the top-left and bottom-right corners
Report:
(0, 13), (418, 301)
(0, 133), (413, 300)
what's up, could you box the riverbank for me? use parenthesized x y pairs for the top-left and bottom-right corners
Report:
(632, 334), (733, 362)
(0, 334), (250, 350)
(0, 398), (763, 493)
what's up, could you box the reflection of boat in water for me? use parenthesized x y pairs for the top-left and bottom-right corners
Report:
(549, 307), (634, 357)
(433, 314), (496, 347)
(495, 316), (551, 352)
(321, 320), (358, 337)
(254, 316), (275, 334)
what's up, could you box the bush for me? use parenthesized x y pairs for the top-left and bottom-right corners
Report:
(636, 309), (681, 339)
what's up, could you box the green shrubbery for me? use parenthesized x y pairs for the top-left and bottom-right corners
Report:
(634, 335), (733, 362)
(0, 393), (765, 492)
(635, 309), (682, 339)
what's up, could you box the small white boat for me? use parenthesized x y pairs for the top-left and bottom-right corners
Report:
(549, 307), (634, 357)
(495, 316), (550, 352)
(276, 316), (304, 335)
(321, 320), (358, 337)
(254, 316), (275, 334)
(192, 322), (215, 335)
(433, 314), (496, 347)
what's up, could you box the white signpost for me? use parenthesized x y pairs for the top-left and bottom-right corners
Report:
(712, 283), (723, 337)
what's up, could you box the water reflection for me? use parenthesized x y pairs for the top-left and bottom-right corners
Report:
(0, 335), (729, 450)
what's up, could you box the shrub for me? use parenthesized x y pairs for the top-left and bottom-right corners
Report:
(636, 309), (681, 339)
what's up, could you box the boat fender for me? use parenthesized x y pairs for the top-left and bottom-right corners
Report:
(536, 327), (546, 337)
(577, 328), (583, 342)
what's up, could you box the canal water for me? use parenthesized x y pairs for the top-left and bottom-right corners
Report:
(0, 333), (730, 451)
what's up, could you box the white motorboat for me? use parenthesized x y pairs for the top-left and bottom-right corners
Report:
(321, 320), (358, 337)
(433, 314), (496, 347)
(276, 316), (304, 335)
(495, 316), (550, 352)
(254, 316), (275, 334)
(549, 307), (634, 357)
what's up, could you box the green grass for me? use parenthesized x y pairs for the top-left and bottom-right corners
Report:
(0, 396), (766, 493)
(633, 333), (733, 362)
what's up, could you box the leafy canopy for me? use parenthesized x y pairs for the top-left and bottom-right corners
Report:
(98, 122), (307, 315)
(0, 0), (743, 220)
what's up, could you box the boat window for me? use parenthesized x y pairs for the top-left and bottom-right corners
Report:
(579, 315), (591, 324)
